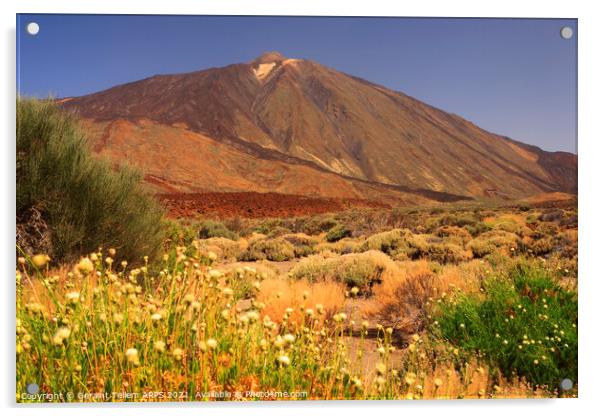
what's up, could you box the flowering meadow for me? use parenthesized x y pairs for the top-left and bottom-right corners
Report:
(16, 225), (577, 401)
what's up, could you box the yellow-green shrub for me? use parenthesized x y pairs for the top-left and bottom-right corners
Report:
(434, 226), (472, 246)
(289, 250), (398, 291)
(467, 230), (520, 258)
(239, 238), (295, 262)
(281, 233), (319, 257)
(317, 238), (362, 255)
(360, 228), (411, 256)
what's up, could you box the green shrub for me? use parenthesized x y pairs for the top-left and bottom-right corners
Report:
(162, 219), (199, 262)
(239, 238), (295, 262)
(16, 98), (163, 262)
(402, 234), (430, 258)
(198, 220), (239, 241)
(164, 219), (197, 246)
(433, 261), (577, 389)
(253, 218), (286, 236)
(325, 224), (352, 242)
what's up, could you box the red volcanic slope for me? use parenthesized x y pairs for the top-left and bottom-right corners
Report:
(61, 51), (577, 207)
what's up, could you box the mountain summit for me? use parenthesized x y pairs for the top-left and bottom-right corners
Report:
(252, 51), (288, 64)
(61, 52), (577, 203)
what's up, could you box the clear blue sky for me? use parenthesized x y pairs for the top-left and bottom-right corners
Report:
(17, 15), (577, 153)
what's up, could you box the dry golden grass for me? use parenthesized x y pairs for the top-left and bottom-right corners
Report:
(563, 229), (578, 243)
(521, 191), (575, 205)
(416, 358), (549, 399)
(483, 213), (526, 227)
(20, 262), (107, 314)
(257, 278), (346, 324)
(360, 260), (432, 331)
(360, 259), (488, 332)
(434, 259), (489, 294)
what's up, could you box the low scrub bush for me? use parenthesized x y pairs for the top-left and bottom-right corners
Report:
(432, 261), (578, 389)
(491, 220), (521, 234)
(239, 238), (295, 262)
(266, 226), (291, 238)
(423, 242), (472, 264)
(529, 237), (555, 256)
(290, 250), (398, 292)
(300, 216), (338, 235)
(535, 222), (561, 237)
(252, 218), (286, 235)
(360, 228), (410, 256)
(404, 235), (472, 264)
(325, 224), (352, 242)
(164, 219), (197, 246)
(317, 238), (361, 255)
(198, 220), (239, 241)
(434, 226), (472, 246)
(281, 233), (319, 257)
(438, 212), (479, 228)
(467, 230), (520, 258)
(464, 221), (493, 237)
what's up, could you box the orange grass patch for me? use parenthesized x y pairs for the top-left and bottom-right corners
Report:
(257, 278), (346, 324)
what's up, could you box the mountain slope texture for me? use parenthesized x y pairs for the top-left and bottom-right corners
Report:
(61, 51), (577, 204)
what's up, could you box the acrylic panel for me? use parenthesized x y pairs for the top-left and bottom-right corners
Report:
(16, 14), (577, 402)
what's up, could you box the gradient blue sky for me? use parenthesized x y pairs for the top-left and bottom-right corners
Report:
(17, 15), (577, 153)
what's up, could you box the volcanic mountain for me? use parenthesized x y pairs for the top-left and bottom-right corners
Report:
(61, 51), (577, 206)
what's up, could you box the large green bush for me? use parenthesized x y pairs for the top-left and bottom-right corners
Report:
(433, 261), (577, 389)
(16, 98), (164, 262)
